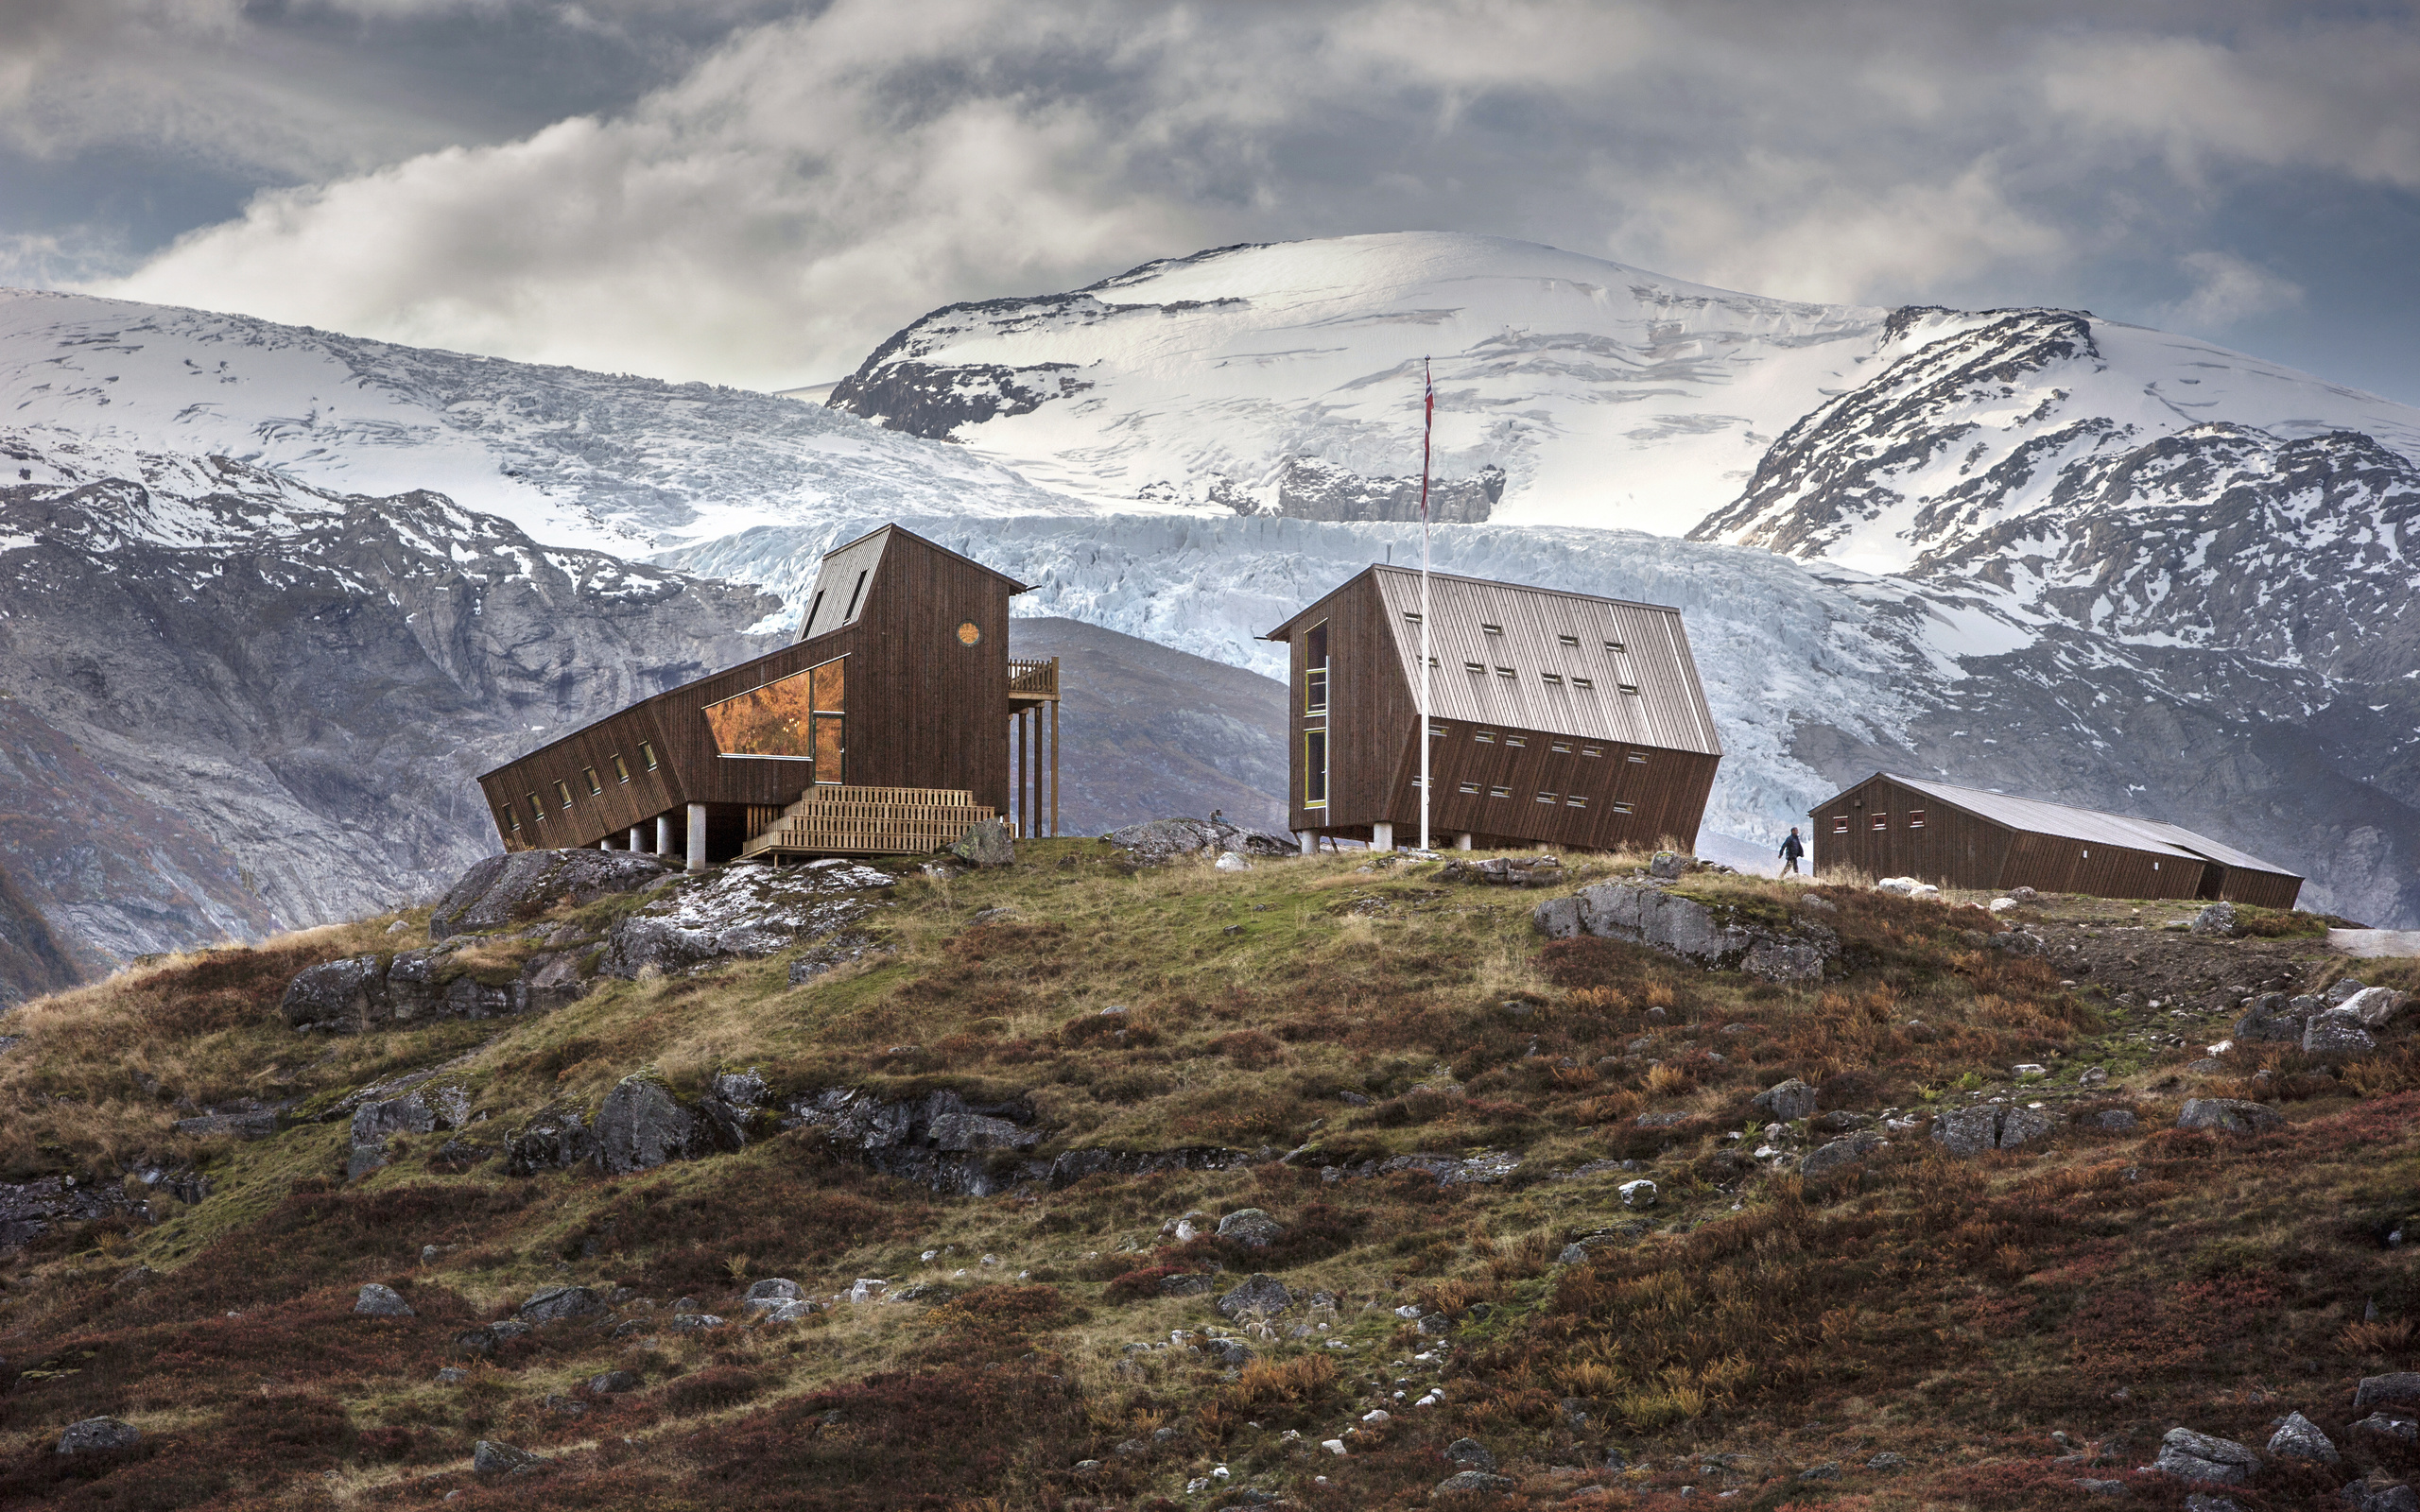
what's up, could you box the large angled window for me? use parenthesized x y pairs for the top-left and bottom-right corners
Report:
(705, 656), (845, 782)
(1304, 730), (1328, 808)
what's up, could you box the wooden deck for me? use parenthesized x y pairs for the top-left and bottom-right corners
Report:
(740, 784), (1001, 859)
(1009, 658), (1060, 703)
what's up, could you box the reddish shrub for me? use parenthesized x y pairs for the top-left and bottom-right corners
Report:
(661, 1366), (780, 1416)
(1105, 1264), (1186, 1303)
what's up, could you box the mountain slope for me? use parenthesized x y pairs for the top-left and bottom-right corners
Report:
(0, 288), (1087, 557)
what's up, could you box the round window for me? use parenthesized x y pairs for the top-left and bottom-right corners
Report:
(957, 622), (982, 645)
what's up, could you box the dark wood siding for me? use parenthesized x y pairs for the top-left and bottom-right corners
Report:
(2212, 868), (2303, 910)
(477, 527), (1016, 853)
(1810, 774), (2218, 901)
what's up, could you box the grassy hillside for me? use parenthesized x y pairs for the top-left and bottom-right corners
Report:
(0, 842), (2414, 1510)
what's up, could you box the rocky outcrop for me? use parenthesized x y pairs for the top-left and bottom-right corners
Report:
(1106, 816), (1295, 865)
(785, 1087), (1046, 1195)
(2154, 1427), (2256, 1485)
(2178, 1098), (2284, 1135)
(281, 947), (589, 1033)
(504, 1106), (600, 1177)
(428, 850), (672, 939)
(1, 1175), (130, 1251)
(1437, 855), (1565, 887)
(598, 861), (891, 979)
(57, 1418), (142, 1455)
(1534, 879), (1839, 984)
(595, 1076), (707, 1175)
(1929, 1105), (2059, 1156)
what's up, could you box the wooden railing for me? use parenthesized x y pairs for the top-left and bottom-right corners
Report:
(740, 784), (999, 858)
(1008, 657), (1060, 701)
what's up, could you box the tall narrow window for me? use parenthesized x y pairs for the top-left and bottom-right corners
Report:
(583, 766), (602, 796)
(805, 590), (825, 632)
(811, 658), (846, 784)
(504, 807), (520, 834)
(1304, 622), (1328, 713)
(611, 753), (631, 783)
(555, 780), (575, 810)
(842, 568), (869, 621)
(528, 795), (545, 826)
(640, 741), (658, 770)
(1304, 730), (1328, 808)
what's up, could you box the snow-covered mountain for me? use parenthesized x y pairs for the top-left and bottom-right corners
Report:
(0, 288), (1087, 558)
(825, 233), (2420, 538)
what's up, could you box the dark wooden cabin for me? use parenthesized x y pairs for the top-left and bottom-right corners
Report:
(1260, 565), (1721, 853)
(476, 524), (1063, 867)
(1808, 772), (2303, 908)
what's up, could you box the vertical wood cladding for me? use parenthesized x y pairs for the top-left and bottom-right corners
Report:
(477, 526), (1020, 853)
(1808, 772), (2302, 908)
(1270, 566), (1720, 851)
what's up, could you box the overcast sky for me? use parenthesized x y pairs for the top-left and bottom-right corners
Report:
(6, 0), (2418, 402)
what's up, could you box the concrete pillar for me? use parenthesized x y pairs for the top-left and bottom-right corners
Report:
(686, 803), (708, 872)
(1456, 833), (1474, 850)
(629, 826), (643, 851)
(1299, 830), (1316, 856)
(1372, 821), (1394, 852)
(656, 814), (673, 855)
(598, 839), (611, 850)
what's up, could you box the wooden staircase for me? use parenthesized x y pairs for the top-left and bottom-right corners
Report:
(740, 784), (1001, 859)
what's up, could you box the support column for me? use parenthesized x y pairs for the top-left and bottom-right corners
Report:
(629, 826), (643, 851)
(1023, 707), (1036, 840)
(1049, 697), (1060, 839)
(685, 802), (708, 872)
(1372, 821), (1394, 852)
(1300, 830), (1316, 856)
(598, 839), (611, 850)
(1456, 833), (1474, 850)
(655, 814), (673, 855)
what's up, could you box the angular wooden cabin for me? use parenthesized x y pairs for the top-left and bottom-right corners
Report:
(1261, 565), (1722, 852)
(476, 524), (1063, 867)
(1808, 772), (2303, 908)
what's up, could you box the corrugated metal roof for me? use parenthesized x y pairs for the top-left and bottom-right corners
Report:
(1267, 564), (1720, 756)
(1841, 772), (2301, 880)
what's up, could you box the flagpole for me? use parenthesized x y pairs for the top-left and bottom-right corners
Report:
(1419, 357), (1432, 854)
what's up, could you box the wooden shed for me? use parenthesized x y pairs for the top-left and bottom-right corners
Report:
(476, 524), (1063, 868)
(1260, 565), (1721, 853)
(1808, 772), (2303, 909)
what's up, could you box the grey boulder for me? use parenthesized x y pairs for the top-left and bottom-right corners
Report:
(2305, 1009), (2378, 1055)
(280, 955), (386, 1031)
(1433, 1470), (1518, 1497)
(744, 1278), (803, 1304)
(354, 1282), (415, 1317)
(1799, 1130), (1888, 1179)
(2357, 1373), (2420, 1409)
(589, 1370), (640, 1395)
(1216, 1273), (1293, 1322)
(504, 1107), (597, 1176)
(1752, 1079), (1818, 1122)
(519, 1284), (603, 1324)
(430, 849), (670, 939)
(950, 817), (1015, 867)
(2232, 993), (2308, 1044)
(1215, 1208), (1286, 1247)
(2191, 902), (2238, 936)
(2154, 1427), (2256, 1485)
(57, 1417), (141, 1454)
(595, 1075), (703, 1174)
(1443, 1439), (1497, 1472)
(473, 1439), (544, 1478)
(2267, 1411), (2338, 1463)
(2178, 1098), (2284, 1135)
(2346, 988), (2411, 1029)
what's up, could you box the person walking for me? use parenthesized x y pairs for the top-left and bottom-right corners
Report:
(1778, 826), (1805, 877)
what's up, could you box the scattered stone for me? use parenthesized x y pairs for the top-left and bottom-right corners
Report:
(437, 1367), (467, 1384)
(1799, 1462), (1841, 1482)
(2357, 1374), (2420, 1409)
(1215, 851), (1253, 872)
(2232, 993), (2308, 1044)
(1217, 1274), (1293, 1322)
(2269, 1411), (2339, 1463)
(2305, 1009), (2378, 1055)
(846, 1279), (889, 1304)
(1159, 1273), (1214, 1297)
(1635, 1111), (1687, 1128)
(1444, 1439), (1498, 1472)
(1989, 898), (2017, 913)
(589, 1370), (639, 1395)
(2183, 1496), (2241, 1512)
(1930, 1106), (2002, 1157)
(56, 1418), (140, 1455)
(2357, 1414), (2419, 1441)
(1752, 1079), (1818, 1122)
(519, 1284), (603, 1323)
(2094, 1109), (2140, 1132)
(2154, 1427), (2256, 1485)
(2177, 1098), (2284, 1135)
(2347, 988), (2411, 1029)
(671, 1313), (726, 1332)
(1648, 851), (1688, 880)
(1433, 1470), (1518, 1497)
(2329, 978), (2370, 1005)
(1867, 1452), (1907, 1471)
(949, 817), (1014, 867)
(758, 1299), (823, 1322)
(2191, 902), (2238, 937)
(1618, 1178), (1657, 1210)
(594, 1074), (703, 1174)
(1206, 1338), (1253, 1367)
(1438, 855), (1566, 887)
(1216, 1209), (1287, 1247)
(354, 1282), (415, 1317)
(1800, 1130), (1888, 1178)
(2073, 1477), (2128, 1497)
(1876, 876), (1939, 897)
(503, 1106), (597, 1177)
(1535, 878), (1837, 984)
(472, 1440), (544, 1478)
(744, 1278), (803, 1306)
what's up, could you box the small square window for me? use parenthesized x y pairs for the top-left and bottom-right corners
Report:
(1572, 676), (1595, 690)
(1871, 814), (1889, 831)
(1495, 665), (1515, 679)
(583, 766), (602, 796)
(611, 753), (631, 783)
(1505, 735), (1526, 748)
(1909, 809), (1926, 829)
(1617, 682), (1640, 696)
(1565, 795), (1587, 808)
(556, 780), (576, 809)
(1459, 782), (1480, 795)
(1581, 746), (1603, 758)
(1474, 730), (1495, 744)
(640, 741), (658, 770)
(1428, 723), (1449, 737)
(1464, 660), (1486, 673)
(1489, 785), (1512, 799)
(1403, 610), (1423, 625)
(1541, 672), (1564, 686)
(1426, 656), (1440, 668)
(1833, 814), (1849, 834)
(1558, 633), (1581, 648)
(1612, 800), (1634, 815)
(1481, 622), (1503, 635)
(1627, 753), (1647, 765)
(1535, 791), (1558, 805)
(1549, 740), (1573, 754)
(1605, 640), (1627, 654)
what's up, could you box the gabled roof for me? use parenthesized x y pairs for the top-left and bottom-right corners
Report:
(1821, 772), (2301, 880)
(795, 524), (1030, 643)
(1264, 564), (1721, 757)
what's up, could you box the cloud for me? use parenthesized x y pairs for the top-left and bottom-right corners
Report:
(78, 1), (2420, 389)
(2166, 249), (2303, 331)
